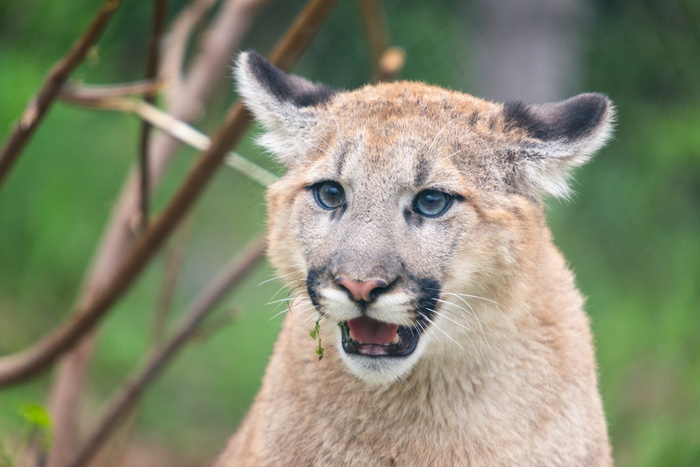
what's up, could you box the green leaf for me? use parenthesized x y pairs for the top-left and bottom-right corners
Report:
(18, 404), (52, 430)
(17, 404), (53, 450)
(310, 319), (323, 360)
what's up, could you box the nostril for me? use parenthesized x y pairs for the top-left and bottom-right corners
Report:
(367, 279), (388, 301)
(335, 277), (389, 303)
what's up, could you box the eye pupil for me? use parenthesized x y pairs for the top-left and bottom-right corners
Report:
(314, 181), (345, 209)
(414, 190), (451, 217)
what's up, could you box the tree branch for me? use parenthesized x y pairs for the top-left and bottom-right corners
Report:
(357, 0), (390, 67)
(161, 0), (217, 106)
(58, 81), (163, 105)
(357, 0), (405, 82)
(138, 0), (170, 232)
(152, 214), (194, 344)
(0, 0), (338, 388)
(0, 0), (122, 189)
(70, 236), (266, 467)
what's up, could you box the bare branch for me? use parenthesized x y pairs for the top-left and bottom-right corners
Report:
(357, 0), (390, 67)
(70, 237), (266, 467)
(269, 0), (339, 70)
(357, 0), (405, 82)
(153, 213), (195, 343)
(138, 0), (170, 232)
(0, 0), (122, 189)
(161, 0), (217, 105)
(0, 0), (338, 389)
(61, 81), (164, 100)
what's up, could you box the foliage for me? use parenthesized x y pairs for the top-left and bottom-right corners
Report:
(309, 319), (323, 360)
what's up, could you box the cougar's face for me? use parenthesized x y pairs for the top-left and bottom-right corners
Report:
(280, 121), (483, 385)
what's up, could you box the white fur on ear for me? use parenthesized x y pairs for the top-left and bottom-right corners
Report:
(235, 51), (337, 165)
(502, 93), (615, 199)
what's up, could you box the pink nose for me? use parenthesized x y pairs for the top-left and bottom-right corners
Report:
(335, 277), (388, 303)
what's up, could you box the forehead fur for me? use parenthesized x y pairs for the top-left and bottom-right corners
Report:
(330, 81), (506, 135)
(295, 81), (516, 195)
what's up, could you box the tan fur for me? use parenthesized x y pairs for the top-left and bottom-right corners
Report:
(217, 53), (613, 466)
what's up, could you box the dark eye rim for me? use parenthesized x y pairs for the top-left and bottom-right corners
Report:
(413, 189), (454, 217)
(311, 181), (345, 210)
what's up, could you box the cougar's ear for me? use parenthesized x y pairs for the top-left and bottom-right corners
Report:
(235, 50), (337, 166)
(502, 93), (614, 199)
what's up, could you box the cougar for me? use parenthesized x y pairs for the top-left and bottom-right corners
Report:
(216, 51), (614, 466)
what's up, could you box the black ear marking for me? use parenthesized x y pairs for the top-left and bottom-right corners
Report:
(503, 93), (610, 142)
(245, 50), (337, 107)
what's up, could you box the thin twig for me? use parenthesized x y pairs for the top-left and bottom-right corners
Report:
(0, 0), (122, 189)
(268, 0), (339, 69)
(138, 0), (170, 232)
(153, 213), (195, 343)
(0, 0), (338, 389)
(357, 0), (390, 67)
(70, 237), (266, 467)
(161, 0), (217, 106)
(356, 0), (405, 82)
(59, 88), (279, 187)
(60, 80), (164, 100)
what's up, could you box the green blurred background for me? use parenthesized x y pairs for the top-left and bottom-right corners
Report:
(0, 0), (699, 465)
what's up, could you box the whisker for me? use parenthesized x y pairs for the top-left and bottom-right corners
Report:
(417, 310), (464, 351)
(267, 280), (308, 304)
(331, 110), (344, 142)
(257, 271), (303, 287)
(301, 137), (333, 157)
(427, 121), (455, 154)
(303, 309), (323, 325)
(442, 291), (505, 309)
(426, 119), (455, 155)
(439, 295), (494, 357)
(396, 373), (417, 395)
(268, 283), (295, 303)
(268, 294), (310, 321)
(414, 321), (433, 346)
(266, 295), (302, 306)
(295, 304), (318, 320)
(429, 303), (474, 332)
(434, 298), (468, 319)
(437, 148), (464, 164)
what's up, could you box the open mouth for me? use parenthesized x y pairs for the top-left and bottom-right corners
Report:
(340, 315), (422, 357)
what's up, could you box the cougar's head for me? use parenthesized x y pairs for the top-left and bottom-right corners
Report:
(236, 51), (613, 385)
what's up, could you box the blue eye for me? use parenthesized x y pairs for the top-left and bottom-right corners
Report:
(414, 190), (452, 217)
(313, 181), (345, 209)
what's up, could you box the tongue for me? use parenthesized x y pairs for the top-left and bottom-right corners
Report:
(347, 315), (399, 345)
